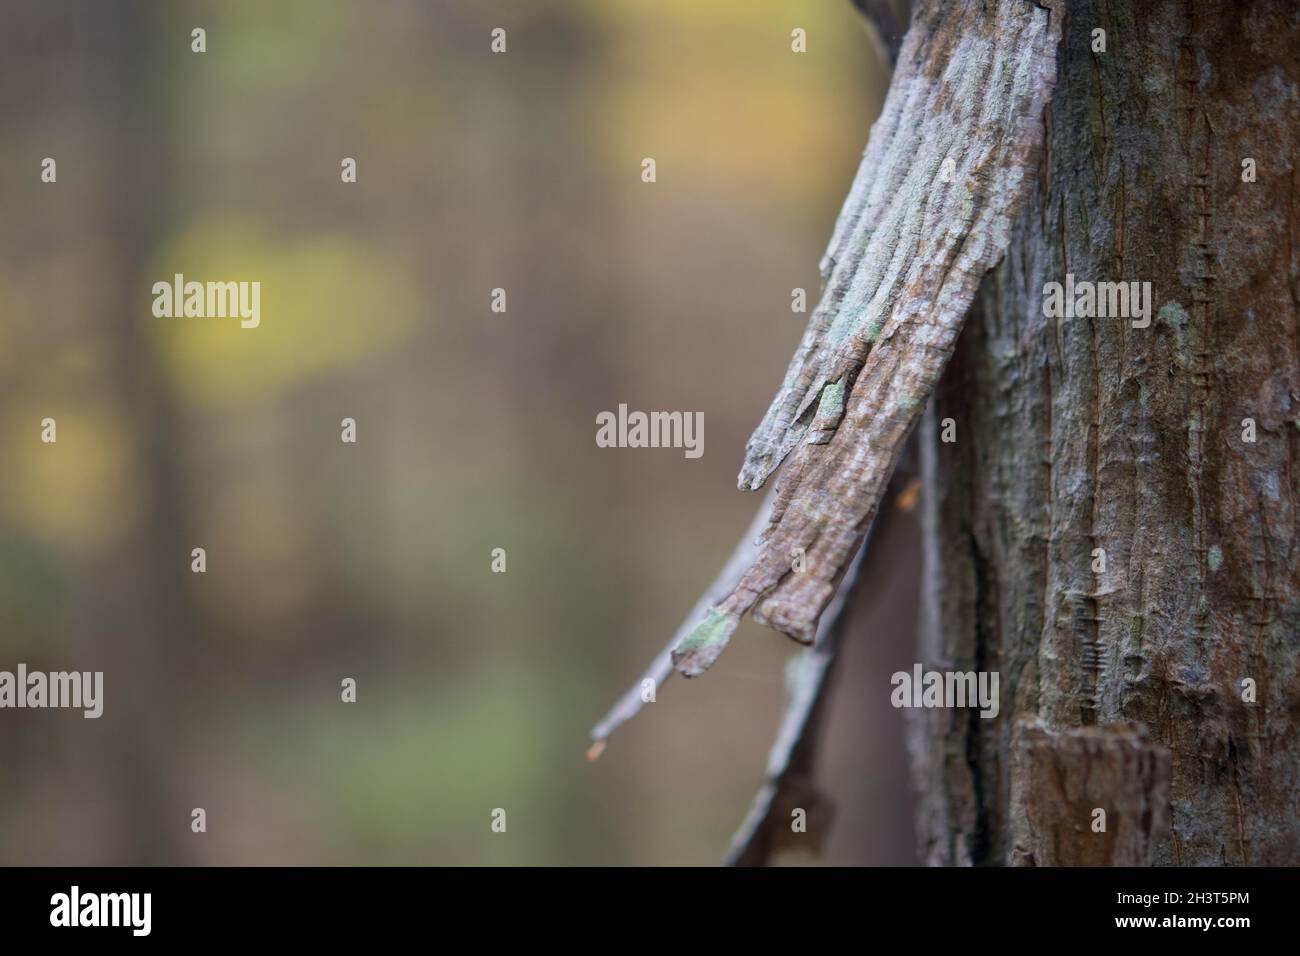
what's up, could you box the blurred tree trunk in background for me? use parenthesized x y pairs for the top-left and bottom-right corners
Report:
(92, 0), (198, 865)
(909, 0), (1300, 866)
(4, 0), (198, 864)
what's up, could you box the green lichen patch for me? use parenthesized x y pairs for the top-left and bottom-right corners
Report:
(815, 380), (845, 422)
(671, 607), (740, 678)
(1157, 301), (1190, 328)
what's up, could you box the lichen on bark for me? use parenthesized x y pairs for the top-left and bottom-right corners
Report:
(686, 0), (1063, 667)
(594, 0), (1300, 868)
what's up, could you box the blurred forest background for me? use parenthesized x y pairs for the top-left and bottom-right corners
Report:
(0, 0), (916, 864)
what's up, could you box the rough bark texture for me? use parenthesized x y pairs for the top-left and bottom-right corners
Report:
(670, 0), (1062, 676)
(1011, 722), (1171, 866)
(911, 0), (1300, 865)
(594, 0), (1299, 867)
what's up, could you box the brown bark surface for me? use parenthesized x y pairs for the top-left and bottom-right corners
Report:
(912, 0), (1300, 866)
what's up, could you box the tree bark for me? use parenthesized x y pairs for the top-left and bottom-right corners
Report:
(911, 0), (1300, 866)
(593, 0), (1299, 867)
(670, 0), (1062, 676)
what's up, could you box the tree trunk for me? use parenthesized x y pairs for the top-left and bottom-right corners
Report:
(911, 0), (1300, 866)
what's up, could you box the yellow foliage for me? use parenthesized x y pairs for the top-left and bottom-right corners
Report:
(149, 217), (418, 408)
(2, 406), (139, 555)
(580, 0), (883, 203)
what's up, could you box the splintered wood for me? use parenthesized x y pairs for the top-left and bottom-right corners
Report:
(672, 0), (1062, 676)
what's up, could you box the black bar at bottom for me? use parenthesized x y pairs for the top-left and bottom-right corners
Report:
(0, 865), (1279, 940)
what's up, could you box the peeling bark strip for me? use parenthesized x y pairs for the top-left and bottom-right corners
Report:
(725, 459), (915, 865)
(671, 0), (1062, 676)
(724, 539), (866, 866)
